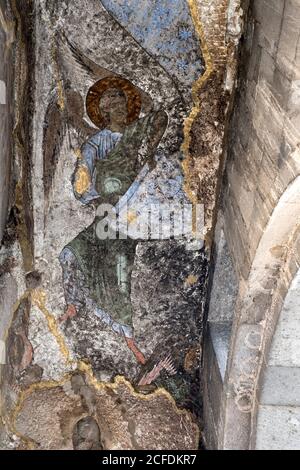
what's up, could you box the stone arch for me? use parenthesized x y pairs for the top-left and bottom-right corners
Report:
(255, 268), (300, 450)
(222, 175), (300, 449)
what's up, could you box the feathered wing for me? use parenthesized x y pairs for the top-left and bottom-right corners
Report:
(138, 354), (177, 387)
(43, 92), (66, 205)
(57, 33), (153, 115)
(42, 88), (94, 209)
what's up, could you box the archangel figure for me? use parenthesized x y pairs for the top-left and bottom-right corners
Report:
(59, 77), (167, 364)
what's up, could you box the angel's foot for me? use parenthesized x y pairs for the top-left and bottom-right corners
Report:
(59, 304), (77, 323)
(125, 338), (146, 365)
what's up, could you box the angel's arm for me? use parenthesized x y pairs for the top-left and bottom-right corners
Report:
(73, 142), (101, 204)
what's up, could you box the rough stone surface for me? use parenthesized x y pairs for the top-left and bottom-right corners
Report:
(183, 0), (244, 238)
(0, 0), (14, 242)
(260, 366), (300, 407)
(14, 375), (199, 450)
(209, 322), (232, 381)
(208, 221), (238, 323)
(202, 216), (237, 447)
(256, 406), (300, 451)
(202, 324), (224, 449)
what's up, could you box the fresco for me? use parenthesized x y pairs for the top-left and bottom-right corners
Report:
(0, 0), (211, 448)
(100, 0), (204, 86)
(59, 77), (168, 364)
(27, 0), (207, 398)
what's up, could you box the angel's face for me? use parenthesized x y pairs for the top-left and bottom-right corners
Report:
(99, 88), (128, 131)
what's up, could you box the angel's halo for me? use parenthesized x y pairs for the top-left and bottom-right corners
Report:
(86, 76), (142, 129)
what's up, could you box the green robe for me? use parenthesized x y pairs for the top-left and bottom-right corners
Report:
(66, 112), (161, 328)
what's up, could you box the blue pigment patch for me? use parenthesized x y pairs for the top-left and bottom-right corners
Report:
(100, 0), (204, 86)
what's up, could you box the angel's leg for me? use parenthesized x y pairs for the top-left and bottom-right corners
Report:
(93, 306), (146, 364)
(59, 247), (146, 364)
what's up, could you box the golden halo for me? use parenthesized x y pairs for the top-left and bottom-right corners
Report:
(86, 76), (142, 129)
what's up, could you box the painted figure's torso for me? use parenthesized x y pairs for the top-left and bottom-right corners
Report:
(78, 129), (123, 205)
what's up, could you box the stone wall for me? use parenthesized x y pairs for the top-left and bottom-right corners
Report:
(203, 0), (300, 450)
(256, 268), (300, 450)
(223, 0), (300, 279)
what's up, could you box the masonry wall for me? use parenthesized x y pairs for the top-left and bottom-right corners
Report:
(203, 0), (300, 449)
(223, 0), (300, 280)
(256, 268), (300, 450)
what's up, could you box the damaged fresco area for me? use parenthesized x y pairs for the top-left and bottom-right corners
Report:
(0, 0), (216, 450)
(14, 373), (199, 450)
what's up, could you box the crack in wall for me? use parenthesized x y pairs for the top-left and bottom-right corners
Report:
(182, 0), (214, 222)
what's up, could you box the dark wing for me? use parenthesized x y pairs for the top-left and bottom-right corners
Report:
(42, 33), (105, 208)
(42, 87), (96, 210)
(43, 92), (66, 205)
(58, 33), (114, 83)
(57, 33), (153, 115)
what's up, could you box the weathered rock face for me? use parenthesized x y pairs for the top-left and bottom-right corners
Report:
(0, 0), (242, 450)
(183, 0), (244, 240)
(14, 373), (199, 450)
(0, 0), (14, 244)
